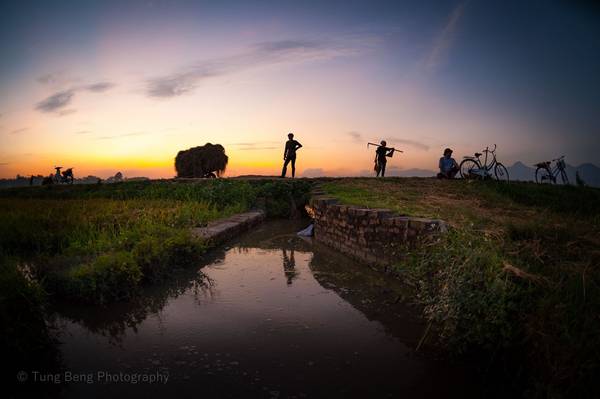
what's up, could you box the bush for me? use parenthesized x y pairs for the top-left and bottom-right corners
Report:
(60, 252), (142, 304)
(0, 258), (59, 382)
(253, 180), (313, 217)
(133, 231), (206, 282)
(396, 231), (522, 352)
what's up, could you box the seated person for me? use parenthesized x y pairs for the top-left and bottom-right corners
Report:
(437, 148), (459, 178)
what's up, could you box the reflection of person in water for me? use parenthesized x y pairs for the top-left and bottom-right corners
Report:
(282, 248), (298, 285)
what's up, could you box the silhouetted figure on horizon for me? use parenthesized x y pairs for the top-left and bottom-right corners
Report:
(54, 166), (62, 182)
(281, 133), (302, 178)
(375, 140), (394, 177)
(437, 148), (459, 179)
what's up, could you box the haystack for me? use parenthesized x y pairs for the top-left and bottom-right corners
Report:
(175, 143), (228, 178)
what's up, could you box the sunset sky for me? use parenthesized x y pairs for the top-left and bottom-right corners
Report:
(1, 0), (599, 178)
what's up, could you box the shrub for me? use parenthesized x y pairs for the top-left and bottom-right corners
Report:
(62, 252), (142, 304)
(133, 231), (206, 282)
(254, 180), (313, 217)
(0, 258), (59, 378)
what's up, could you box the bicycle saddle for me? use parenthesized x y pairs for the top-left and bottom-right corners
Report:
(535, 161), (550, 168)
(474, 152), (482, 157)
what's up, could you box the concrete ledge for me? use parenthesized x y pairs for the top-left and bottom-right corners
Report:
(191, 210), (266, 246)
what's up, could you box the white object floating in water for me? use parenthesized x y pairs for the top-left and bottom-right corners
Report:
(297, 224), (314, 237)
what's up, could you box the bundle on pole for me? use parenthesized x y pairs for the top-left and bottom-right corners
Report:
(175, 143), (229, 178)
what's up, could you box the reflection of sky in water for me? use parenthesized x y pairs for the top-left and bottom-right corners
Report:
(54, 232), (477, 398)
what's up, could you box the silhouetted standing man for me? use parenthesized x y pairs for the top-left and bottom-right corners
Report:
(375, 140), (394, 177)
(281, 133), (302, 178)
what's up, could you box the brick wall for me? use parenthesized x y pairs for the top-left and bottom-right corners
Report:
(309, 197), (447, 267)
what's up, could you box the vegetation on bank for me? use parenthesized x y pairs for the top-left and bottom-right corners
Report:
(0, 179), (312, 304)
(1, 178), (312, 382)
(322, 178), (600, 397)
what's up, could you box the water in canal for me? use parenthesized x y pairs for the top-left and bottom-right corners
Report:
(51, 220), (478, 398)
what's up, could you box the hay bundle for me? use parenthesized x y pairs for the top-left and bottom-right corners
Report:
(175, 143), (228, 178)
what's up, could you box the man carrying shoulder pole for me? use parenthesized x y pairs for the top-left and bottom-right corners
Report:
(368, 140), (402, 177)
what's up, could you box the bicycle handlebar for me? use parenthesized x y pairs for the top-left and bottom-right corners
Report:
(552, 155), (565, 162)
(482, 144), (497, 154)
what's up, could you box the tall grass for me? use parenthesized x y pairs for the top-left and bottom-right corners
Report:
(323, 178), (600, 397)
(0, 198), (226, 303)
(0, 178), (314, 304)
(0, 178), (308, 208)
(0, 178), (315, 393)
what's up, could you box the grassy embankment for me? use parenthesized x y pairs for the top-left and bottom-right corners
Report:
(0, 179), (312, 379)
(0, 179), (312, 303)
(322, 177), (600, 397)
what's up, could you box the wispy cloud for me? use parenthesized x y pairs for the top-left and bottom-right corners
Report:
(227, 141), (280, 151)
(10, 127), (29, 134)
(35, 71), (75, 86)
(84, 82), (116, 92)
(58, 109), (77, 116)
(347, 131), (363, 142)
(96, 131), (147, 140)
(387, 137), (430, 151)
(238, 146), (278, 150)
(424, 1), (467, 72)
(229, 141), (279, 146)
(75, 130), (91, 135)
(36, 73), (56, 84)
(35, 90), (75, 113)
(146, 39), (360, 98)
(345, 131), (429, 150)
(0, 162), (9, 166)
(34, 80), (115, 115)
(229, 142), (259, 146)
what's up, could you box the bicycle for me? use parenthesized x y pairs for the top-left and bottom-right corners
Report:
(459, 144), (509, 182)
(534, 156), (569, 184)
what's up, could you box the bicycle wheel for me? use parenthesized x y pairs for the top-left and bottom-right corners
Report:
(559, 169), (569, 185)
(494, 163), (509, 182)
(459, 159), (479, 179)
(535, 167), (552, 184)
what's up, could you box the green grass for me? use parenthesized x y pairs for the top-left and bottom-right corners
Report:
(0, 198), (228, 303)
(0, 178), (314, 386)
(1, 257), (62, 396)
(0, 178), (313, 217)
(322, 177), (600, 397)
(0, 179), (313, 304)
